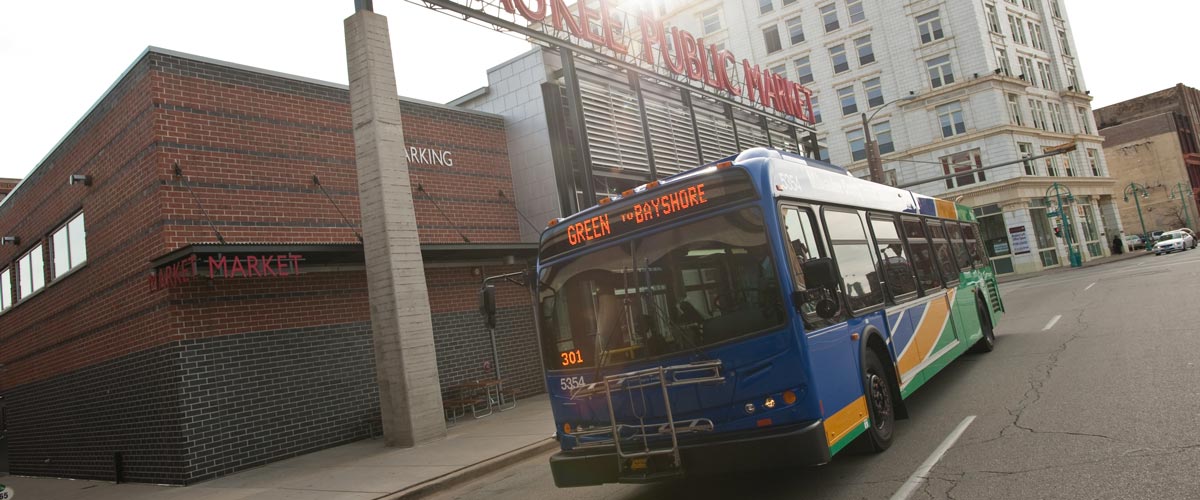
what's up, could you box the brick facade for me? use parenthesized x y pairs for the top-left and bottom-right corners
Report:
(0, 48), (540, 484)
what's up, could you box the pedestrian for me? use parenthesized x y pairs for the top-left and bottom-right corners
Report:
(1111, 235), (1124, 255)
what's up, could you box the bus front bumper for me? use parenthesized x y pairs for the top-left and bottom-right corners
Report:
(549, 419), (830, 487)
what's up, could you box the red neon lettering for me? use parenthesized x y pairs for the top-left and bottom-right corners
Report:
(698, 41), (721, 88)
(639, 12), (658, 64)
(550, 0), (584, 37)
(247, 255), (260, 277)
(230, 257), (245, 278)
(289, 255), (302, 275)
(597, 214), (610, 237)
(262, 255), (277, 276)
(277, 255), (290, 276)
(742, 60), (765, 106)
(795, 84), (814, 123)
(208, 256), (227, 278)
(696, 183), (707, 203)
(719, 51), (740, 96)
(681, 31), (703, 80)
(599, 0), (627, 54)
(687, 186), (699, 206)
(670, 191), (683, 212)
(664, 26), (686, 74)
(510, 0), (546, 21)
(577, 0), (603, 45)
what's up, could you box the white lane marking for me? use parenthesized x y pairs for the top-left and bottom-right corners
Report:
(1042, 315), (1062, 331)
(890, 416), (977, 500)
(1084, 282), (1096, 291)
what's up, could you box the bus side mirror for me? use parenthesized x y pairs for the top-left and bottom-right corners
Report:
(479, 285), (497, 329)
(801, 258), (838, 291)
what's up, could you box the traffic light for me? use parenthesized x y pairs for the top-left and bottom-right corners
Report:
(1054, 226), (1062, 238)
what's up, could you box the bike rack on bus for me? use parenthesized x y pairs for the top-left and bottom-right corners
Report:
(566, 360), (725, 479)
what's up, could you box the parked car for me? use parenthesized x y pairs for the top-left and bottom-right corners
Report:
(1178, 228), (1195, 239)
(1152, 230), (1196, 255)
(1124, 234), (1145, 250)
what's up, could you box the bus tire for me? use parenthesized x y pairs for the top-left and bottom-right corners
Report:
(862, 352), (895, 452)
(970, 298), (996, 353)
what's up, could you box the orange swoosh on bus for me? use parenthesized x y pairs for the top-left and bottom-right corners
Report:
(896, 290), (954, 376)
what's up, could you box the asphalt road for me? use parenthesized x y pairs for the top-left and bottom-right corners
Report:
(429, 249), (1200, 500)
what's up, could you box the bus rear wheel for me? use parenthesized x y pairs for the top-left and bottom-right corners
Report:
(862, 353), (895, 452)
(970, 299), (996, 353)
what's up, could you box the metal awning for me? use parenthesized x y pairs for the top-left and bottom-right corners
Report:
(150, 242), (537, 269)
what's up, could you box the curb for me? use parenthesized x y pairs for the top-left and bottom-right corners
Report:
(377, 437), (559, 500)
(996, 250), (1150, 284)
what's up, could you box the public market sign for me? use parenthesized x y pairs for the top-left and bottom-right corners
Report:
(423, 0), (815, 125)
(148, 254), (304, 291)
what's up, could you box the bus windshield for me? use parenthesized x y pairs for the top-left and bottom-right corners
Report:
(537, 206), (785, 371)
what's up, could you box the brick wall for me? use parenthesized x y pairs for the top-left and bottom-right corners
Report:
(0, 48), (539, 485)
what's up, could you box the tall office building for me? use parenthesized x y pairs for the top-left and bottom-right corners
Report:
(664, 0), (1122, 274)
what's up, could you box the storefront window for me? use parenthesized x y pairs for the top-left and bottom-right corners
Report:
(1029, 204), (1060, 267)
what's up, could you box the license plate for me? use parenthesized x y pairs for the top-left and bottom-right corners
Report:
(629, 457), (648, 471)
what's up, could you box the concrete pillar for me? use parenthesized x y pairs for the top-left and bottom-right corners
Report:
(344, 8), (446, 447)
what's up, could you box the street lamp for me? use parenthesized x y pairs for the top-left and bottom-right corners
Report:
(864, 93), (917, 184)
(1123, 182), (1152, 247)
(1045, 182), (1082, 268)
(1169, 181), (1194, 230)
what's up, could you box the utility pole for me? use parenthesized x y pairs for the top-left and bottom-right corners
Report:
(345, 0), (446, 447)
(863, 94), (916, 185)
(1124, 182), (1151, 246)
(1047, 182), (1082, 268)
(1170, 181), (1194, 230)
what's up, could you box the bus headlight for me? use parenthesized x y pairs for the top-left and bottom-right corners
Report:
(744, 403), (756, 414)
(763, 397), (777, 409)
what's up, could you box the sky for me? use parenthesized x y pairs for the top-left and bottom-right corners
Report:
(0, 0), (1194, 180)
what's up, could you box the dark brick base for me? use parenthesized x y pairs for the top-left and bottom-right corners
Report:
(432, 305), (546, 403)
(5, 321), (380, 485)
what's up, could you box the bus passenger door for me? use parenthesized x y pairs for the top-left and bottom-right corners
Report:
(781, 206), (860, 448)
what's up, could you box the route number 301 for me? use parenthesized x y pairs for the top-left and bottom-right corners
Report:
(559, 349), (584, 367)
(559, 376), (587, 391)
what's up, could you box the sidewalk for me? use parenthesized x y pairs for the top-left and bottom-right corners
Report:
(0, 394), (556, 500)
(996, 248), (1151, 284)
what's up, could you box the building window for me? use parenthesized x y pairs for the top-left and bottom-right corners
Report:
(760, 0), (774, 15)
(787, 16), (805, 44)
(986, 4), (1002, 34)
(847, 128), (866, 161)
(830, 43), (849, 73)
(701, 7), (723, 35)
(940, 149), (985, 189)
(1049, 102), (1066, 133)
(936, 101), (966, 138)
(812, 96), (822, 124)
(1019, 142), (1036, 175)
(838, 85), (858, 116)
(874, 121), (894, 154)
(784, 0), (797, 5)
(1037, 61), (1055, 90)
(0, 269), (10, 311)
(1029, 99), (1048, 130)
(1066, 67), (1080, 91)
(1007, 93), (1023, 126)
(1018, 56), (1037, 86)
(821, 4), (840, 32)
(1088, 148), (1101, 175)
(52, 211), (87, 279)
(1008, 15), (1027, 45)
(847, 0), (866, 24)
(1050, 0), (1063, 18)
(1063, 151), (1077, 176)
(1045, 154), (1060, 176)
(1028, 21), (1044, 50)
(764, 26), (783, 53)
(864, 77), (884, 108)
(917, 10), (944, 44)
(1021, 0), (1036, 10)
(1077, 106), (1093, 134)
(18, 244), (45, 300)
(996, 48), (1012, 76)
(1058, 30), (1072, 56)
(795, 55), (814, 84)
(855, 35), (875, 65)
(926, 54), (955, 88)
(818, 145), (830, 161)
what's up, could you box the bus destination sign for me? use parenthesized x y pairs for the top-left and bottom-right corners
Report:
(542, 169), (758, 260)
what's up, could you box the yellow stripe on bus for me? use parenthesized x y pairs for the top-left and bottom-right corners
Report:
(825, 396), (868, 447)
(897, 290), (955, 376)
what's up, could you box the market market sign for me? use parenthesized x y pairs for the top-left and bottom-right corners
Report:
(419, 0), (815, 126)
(148, 253), (303, 291)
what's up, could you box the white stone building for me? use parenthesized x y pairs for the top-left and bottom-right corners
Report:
(663, 0), (1123, 274)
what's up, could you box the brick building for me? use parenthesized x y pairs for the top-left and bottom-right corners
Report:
(1095, 84), (1200, 235)
(0, 47), (538, 484)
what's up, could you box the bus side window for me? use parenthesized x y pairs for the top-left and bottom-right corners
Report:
(900, 217), (942, 293)
(869, 214), (919, 303)
(946, 222), (974, 271)
(782, 206), (839, 326)
(824, 209), (885, 312)
(926, 220), (960, 286)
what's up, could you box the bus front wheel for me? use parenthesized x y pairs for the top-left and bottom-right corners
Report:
(862, 353), (895, 452)
(970, 299), (996, 353)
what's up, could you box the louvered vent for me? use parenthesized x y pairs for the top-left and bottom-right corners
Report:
(693, 108), (739, 164)
(579, 80), (651, 176)
(644, 96), (700, 176)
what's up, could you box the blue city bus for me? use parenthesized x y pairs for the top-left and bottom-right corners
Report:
(524, 148), (1003, 486)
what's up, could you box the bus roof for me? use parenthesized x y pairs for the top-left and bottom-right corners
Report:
(544, 148), (971, 235)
